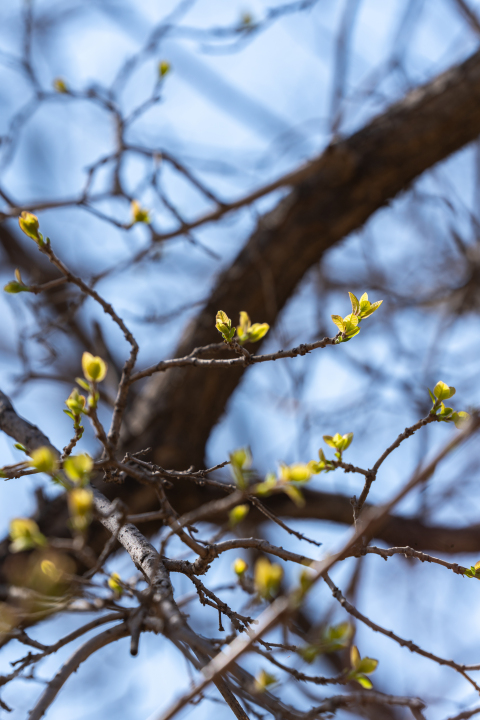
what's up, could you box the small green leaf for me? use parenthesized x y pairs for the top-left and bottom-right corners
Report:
(30, 447), (58, 474)
(331, 315), (345, 332)
(350, 645), (360, 669)
(230, 447), (251, 469)
(279, 463), (312, 483)
(283, 484), (305, 507)
(18, 211), (42, 243)
(356, 657), (378, 674)
(433, 381), (456, 401)
(360, 299), (383, 318)
(216, 310), (231, 328)
(76, 377), (90, 391)
(254, 670), (277, 692)
(63, 454), (93, 484)
(355, 674), (373, 689)
(308, 460), (325, 474)
(340, 432), (354, 451)
(348, 292), (360, 315)
(4, 281), (29, 293)
(248, 323), (269, 342)
(299, 645), (319, 663)
(237, 311), (251, 341)
(14, 443), (27, 453)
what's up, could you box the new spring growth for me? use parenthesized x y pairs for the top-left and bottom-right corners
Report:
(108, 573), (123, 596)
(229, 447), (252, 489)
(158, 60), (171, 78)
(41, 559), (63, 583)
(308, 448), (334, 475)
(64, 389), (86, 438)
(4, 268), (30, 294)
(30, 447), (58, 475)
(347, 646), (378, 690)
(299, 622), (353, 663)
(237, 311), (269, 344)
(254, 557), (283, 600)
(68, 487), (93, 532)
(331, 291), (382, 343)
(216, 310), (269, 344)
(465, 561), (480, 579)
(255, 461), (312, 506)
(254, 670), (277, 693)
(322, 432), (354, 461)
(53, 77), (68, 93)
(216, 310), (236, 342)
(82, 352), (107, 383)
(18, 211), (45, 246)
(131, 200), (151, 225)
(9, 518), (46, 553)
(229, 504), (250, 527)
(63, 454), (93, 486)
(233, 558), (248, 576)
(428, 381), (470, 428)
(65, 389), (86, 416)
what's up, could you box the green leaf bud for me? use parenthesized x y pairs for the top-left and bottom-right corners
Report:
(30, 447), (58, 474)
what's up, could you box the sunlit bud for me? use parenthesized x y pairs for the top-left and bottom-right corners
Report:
(18, 211), (41, 242)
(9, 518), (46, 552)
(82, 352), (107, 382)
(131, 200), (151, 224)
(233, 558), (248, 576)
(30, 447), (58, 474)
(63, 454), (93, 484)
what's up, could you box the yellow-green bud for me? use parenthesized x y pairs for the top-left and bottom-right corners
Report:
(53, 77), (68, 93)
(108, 572), (123, 595)
(18, 212), (41, 242)
(82, 352), (107, 382)
(63, 454), (93, 484)
(4, 281), (28, 294)
(229, 504), (249, 527)
(158, 60), (171, 77)
(30, 447), (58, 474)
(9, 518), (46, 552)
(68, 488), (93, 531)
(65, 388), (86, 415)
(254, 670), (277, 692)
(233, 558), (248, 576)
(254, 557), (283, 600)
(131, 200), (151, 224)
